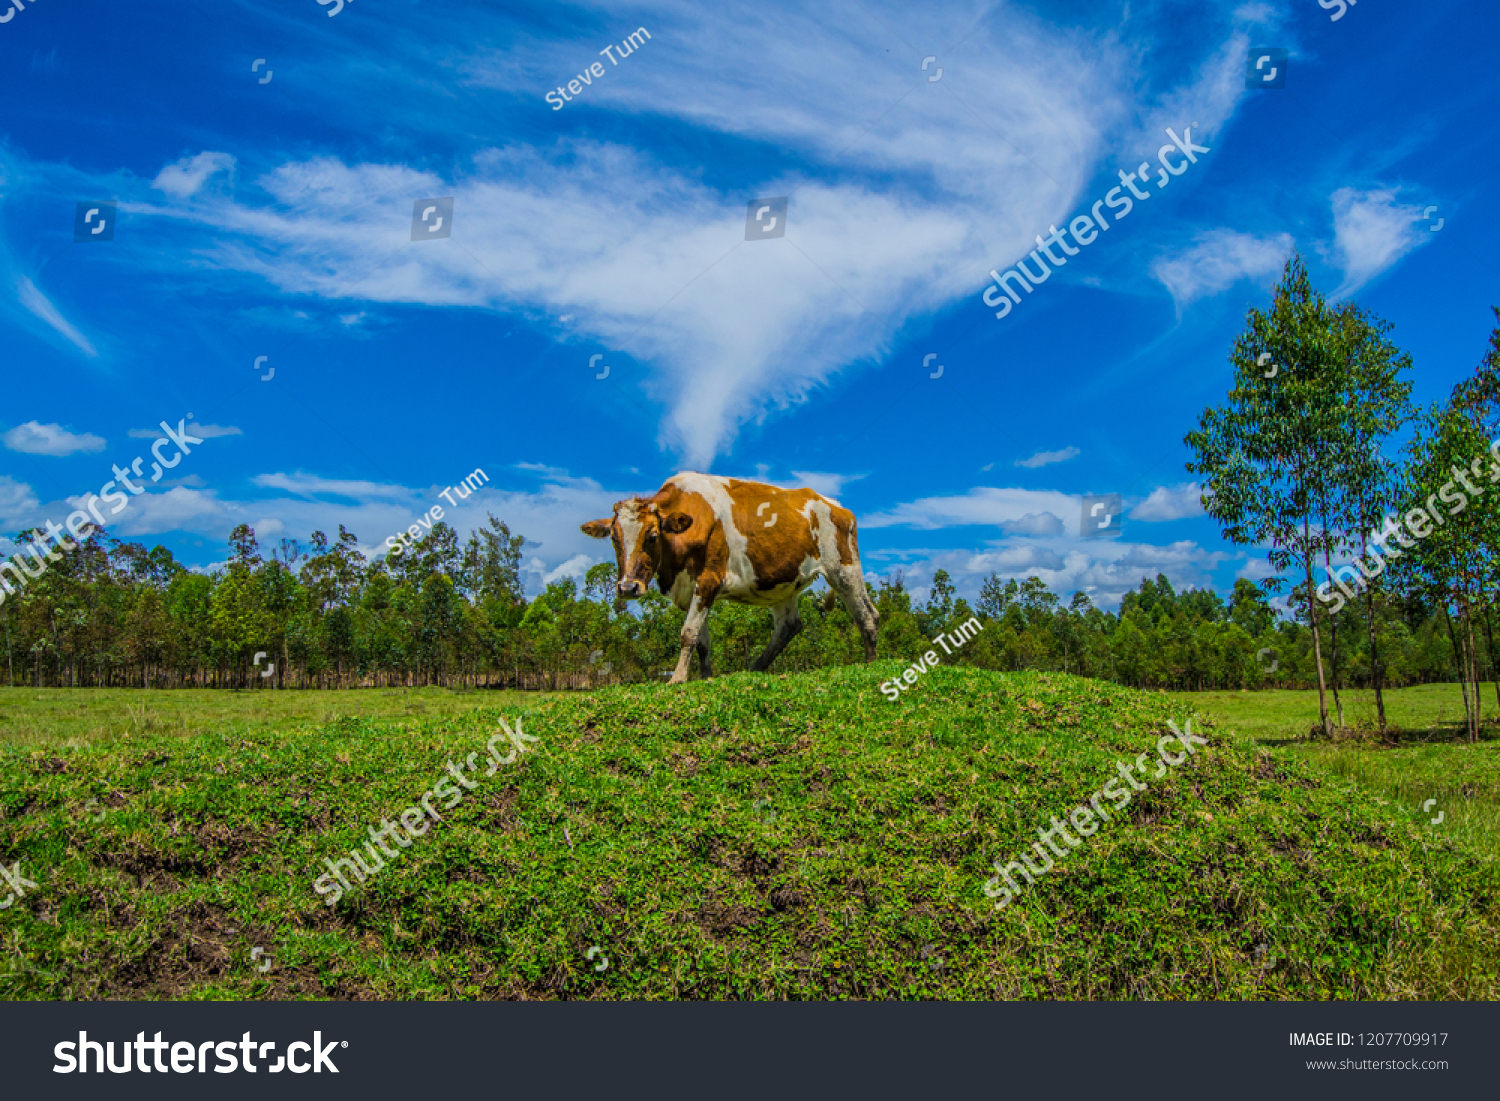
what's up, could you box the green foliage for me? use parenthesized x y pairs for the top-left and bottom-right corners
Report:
(2, 669), (1495, 999)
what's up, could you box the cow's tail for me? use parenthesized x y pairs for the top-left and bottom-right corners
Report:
(821, 587), (838, 615)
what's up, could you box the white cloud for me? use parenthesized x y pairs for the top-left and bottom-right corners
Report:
(64, 485), (228, 537)
(732, 468), (863, 499)
(1015, 446), (1079, 469)
(0, 476), (41, 529)
(787, 470), (864, 499)
(863, 486), (1077, 531)
(1152, 229), (1293, 309)
(151, 151), (235, 199)
(872, 538), (1229, 612)
(3, 421), (105, 456)
(999, 512), (1065, 536)
(251, 472), (418, 501)
(120, 1), (1251, 467)
(1235, 554), (1280, 582)
(1329, 187), (1428, 296)
(190, 423), (244, 439)
(128, 422), (242, 439)
(542, 553), (594, 586)
(1132, 482), (1205, 521)
(159, 474), (206, 489)
(14, 277), (97, 357)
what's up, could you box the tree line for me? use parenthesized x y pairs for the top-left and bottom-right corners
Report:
(0, 519), (1491, 711)
(1, 257), (1494, 729)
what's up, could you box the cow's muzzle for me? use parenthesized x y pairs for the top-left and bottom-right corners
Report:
(617, 579), (645, 598)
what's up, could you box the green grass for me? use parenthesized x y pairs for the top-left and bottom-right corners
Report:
(1, 669), (1496, 1000)
(1172, 684), (1500, 865)
(1168, 683), (1497, 747)
(0, 685), (550, 749)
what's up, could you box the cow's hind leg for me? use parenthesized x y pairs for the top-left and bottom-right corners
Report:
(749, 598), (802, 673)
(695, 622), (713, 679)
(827, 566), (879, 662)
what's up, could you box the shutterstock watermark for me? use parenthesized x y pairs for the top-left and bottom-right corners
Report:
(0, 860), (38, 909)
(982, 719), (1209, 909)
(54, 1031), (344, 1074)
(0, 419), (204, 609)
(314, 717), (537, 906)
(1317, 440), (1500, 613)
(1080, 493), (1124, 539)
(981, 124), (1211, 321)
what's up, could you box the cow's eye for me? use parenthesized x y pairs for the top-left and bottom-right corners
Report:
(645, 532), (658, 545)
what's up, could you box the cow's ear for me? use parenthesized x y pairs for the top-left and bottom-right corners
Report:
(581, 519), (613, 539)
(661, 512), (694, 535)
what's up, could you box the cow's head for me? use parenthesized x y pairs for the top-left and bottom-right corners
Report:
(581, 498), (693, 600)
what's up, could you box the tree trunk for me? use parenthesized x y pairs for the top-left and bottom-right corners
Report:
(1465, 600), (1482, 743)
(1327, 603), (1344, 728)
(1302, 560), (1332, 739)
(1484, 601), (1500, 712)
(1442, 604), (1473, 740)
(1364, 588), (1386, 735)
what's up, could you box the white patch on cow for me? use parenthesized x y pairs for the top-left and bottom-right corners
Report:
(667, 472), (758, 591)
(615, 502), (646, 583)
(802, 498), (843, 573)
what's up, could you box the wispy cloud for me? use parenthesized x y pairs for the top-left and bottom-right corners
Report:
(863, 486), (1077, 531)
(1132, 482), (1205, 521)
(128, 423), (242, 439)
(251, 472), (417, 501)
(1152, 229), (1293, 310)
(0, 475), (41, 529)
(1015, 446), (1080, 469)
(14, 277), (97, 358)
(1329, 187), (1429, 296)
(97, 1), (1254, 468)
(151, 151), (235, 199)
(3, 421), (106, 456)
(999, 512), (1065, 536)
(787, 470), (865, 498)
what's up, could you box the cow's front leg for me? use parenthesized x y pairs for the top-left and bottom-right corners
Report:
(669, 590), (715, 685)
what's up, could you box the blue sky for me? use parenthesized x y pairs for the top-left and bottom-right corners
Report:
(2, 0), (1496, 608)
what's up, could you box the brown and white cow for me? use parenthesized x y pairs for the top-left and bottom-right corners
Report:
(582, 473), (880, 683)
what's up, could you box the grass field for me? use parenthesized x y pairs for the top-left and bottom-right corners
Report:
(1170, 684), (1500, 863)
(0, 670), (1496, 1000)
(0, 685), (550, 749)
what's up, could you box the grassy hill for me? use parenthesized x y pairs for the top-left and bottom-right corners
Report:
(1, 665), (1496, 999)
